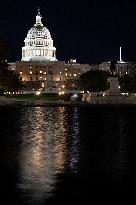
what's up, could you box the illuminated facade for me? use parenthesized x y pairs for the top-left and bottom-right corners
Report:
(13, 60), (93, 92)
(22, 8), (57, 62)
(99, 61), (136, 75)
(9, 9), (97, 93)
(99, 47), (136, 75)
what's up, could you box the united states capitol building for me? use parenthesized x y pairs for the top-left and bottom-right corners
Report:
(9, 9), (97, 93)
(9, 9), (136, 93)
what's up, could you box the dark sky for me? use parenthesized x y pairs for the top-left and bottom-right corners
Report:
(0, 0), (136, 64)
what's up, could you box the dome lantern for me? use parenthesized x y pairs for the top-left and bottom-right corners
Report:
(36, 7), (43, 25)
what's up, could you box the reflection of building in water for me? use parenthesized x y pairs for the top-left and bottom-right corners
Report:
(69, 107), (80, 173)
(55, 107), (68, 171)
(17, 107), (68, 203)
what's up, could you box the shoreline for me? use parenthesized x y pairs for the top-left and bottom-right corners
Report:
(1, 99), (136, 107)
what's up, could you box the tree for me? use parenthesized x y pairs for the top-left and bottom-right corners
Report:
(0, 69), (22, 94)
(110, 61), (117, 74)
(0, 40), (23, 95)
(79, 70), (111, 92)
(119, 74), (136, 93)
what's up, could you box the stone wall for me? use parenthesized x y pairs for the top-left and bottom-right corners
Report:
(82, 93), (136, 104)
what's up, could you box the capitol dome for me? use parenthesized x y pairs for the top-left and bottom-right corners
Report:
(21, 8), (57, 62)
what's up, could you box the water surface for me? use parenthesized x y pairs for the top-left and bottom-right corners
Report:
(0, 106), (136, 204)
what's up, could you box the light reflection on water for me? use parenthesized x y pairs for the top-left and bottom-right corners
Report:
(1, 106), (136, 203)
(17, 107), (79, 203)
(69, 107), (80, 173)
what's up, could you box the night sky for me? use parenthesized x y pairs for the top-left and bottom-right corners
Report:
(0, 0), (136, 64)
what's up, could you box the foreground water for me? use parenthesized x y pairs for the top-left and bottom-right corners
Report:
(0, 106), (136, 204)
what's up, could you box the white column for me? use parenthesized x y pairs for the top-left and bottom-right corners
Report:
(120, 47), (122, 62)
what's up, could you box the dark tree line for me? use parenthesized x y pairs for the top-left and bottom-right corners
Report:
(79, 70), (111, 92)
(119, 75), (136, 93)
(80, 61), (136, 93)
(0, 41), (22, 95)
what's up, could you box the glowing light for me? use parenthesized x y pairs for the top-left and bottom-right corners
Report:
(121, 92), (128, 96)
(30, 71), (32, 74)
(20, 71), (22, 75)
(36, 91), (41, 95)
(74, 74), (77, 77)
(73, 94), (78, 98)
(40, 71), (43, 74)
